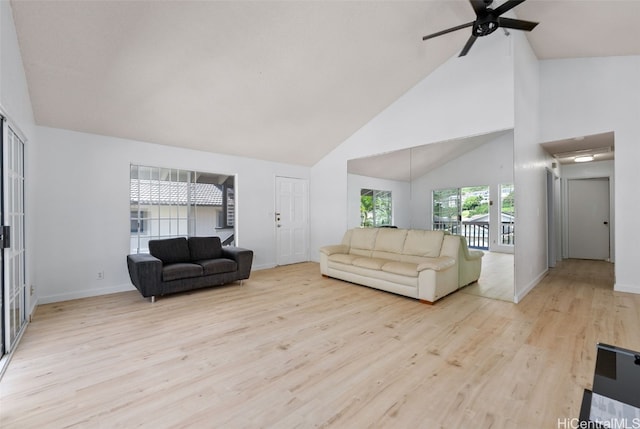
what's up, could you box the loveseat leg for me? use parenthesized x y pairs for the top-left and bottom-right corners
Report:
(419, 299), (434, 305)
(150, 296), (156, 303)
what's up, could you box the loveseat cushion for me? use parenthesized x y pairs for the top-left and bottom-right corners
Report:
(149, 237), (191, 264)
(188, 236), (223, 261)
(197, 258), (237, 276)
(162, 263), (204, 282)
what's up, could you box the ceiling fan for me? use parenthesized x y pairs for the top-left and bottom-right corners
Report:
(422, 0), (538, 57)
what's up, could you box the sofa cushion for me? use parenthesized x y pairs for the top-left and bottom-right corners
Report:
(188, 236), (223, 261)
(149, 237), (191, 264)
(352, 257), (388, 270)
(374, 228), (407, 253)
(381, 261), (419, 277)
(162, 263), (204, 282)
(402, 230), (444, 257)
(197, 258), (238, 276)
(348, 228), (378, 256)
(328, 253), (359, 265)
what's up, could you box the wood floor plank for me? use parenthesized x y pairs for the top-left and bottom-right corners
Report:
(1, 260), (638, 428)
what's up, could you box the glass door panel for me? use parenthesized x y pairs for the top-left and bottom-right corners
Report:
(500, 184), (515, 245)
(433, 188), (461, 234)
(2, 123), (26, 354)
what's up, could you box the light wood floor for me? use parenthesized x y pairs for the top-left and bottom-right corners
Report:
(1, 260), (638, 428)
(460, 252), (514, 302)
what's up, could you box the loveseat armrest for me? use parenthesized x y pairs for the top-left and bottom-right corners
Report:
(319, 244), (349, 256)
(417, 256), (456, 272)
(127, 253), (163, 298)
(222, 247), (254, 279)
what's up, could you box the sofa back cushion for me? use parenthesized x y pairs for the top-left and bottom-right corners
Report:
(188, 236), (223, 261)
(347, 228), (378, 257)
(402, 230), (444, 257)
(372, 228), (407, 261)
(149, 237), (191, 264)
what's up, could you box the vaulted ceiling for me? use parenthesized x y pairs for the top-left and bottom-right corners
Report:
(10, 0), (640, 166)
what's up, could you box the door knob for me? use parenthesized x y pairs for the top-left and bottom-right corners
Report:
(604, 221), (609, 225)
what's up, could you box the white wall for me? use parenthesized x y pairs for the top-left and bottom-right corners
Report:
(0, 0), (38, 315)
(410, 132), (514, 253)
(540, 56), (640, 294)
(512, 30), (554, 302)
(34, 126), (309, 303)
(560, 160), (615, 262)
(346, 174), (410, 229)
(311, 35), (515, 258)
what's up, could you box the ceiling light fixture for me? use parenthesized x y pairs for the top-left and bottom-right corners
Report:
(575, 155), (594, 163)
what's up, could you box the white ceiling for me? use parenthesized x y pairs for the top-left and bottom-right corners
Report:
(540, 131), (615, 165)
(10, 1), (640, 166)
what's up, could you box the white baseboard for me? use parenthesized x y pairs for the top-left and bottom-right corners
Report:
(28, 296), (38, 319)
(614, 283), (640, 295)
(514, 268), (548, 304)
(38, 283), (136, 304)
(252, 263), (277, 271)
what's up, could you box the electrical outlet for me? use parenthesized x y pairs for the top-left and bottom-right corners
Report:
(97, 271), (104, 280)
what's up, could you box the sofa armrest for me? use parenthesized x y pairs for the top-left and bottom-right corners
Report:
(127, 254), (163, 298)
(222, 247), (254, 279)
(417, 256), (456, 272)
(465, 250), (484, 261)
(320, 244), (349, 256)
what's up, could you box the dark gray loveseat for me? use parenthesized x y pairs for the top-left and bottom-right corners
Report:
(127, 236), (253, 302)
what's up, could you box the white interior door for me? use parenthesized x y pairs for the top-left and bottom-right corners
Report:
(275, 176), (309, 265)
(568, 178), (610, 260)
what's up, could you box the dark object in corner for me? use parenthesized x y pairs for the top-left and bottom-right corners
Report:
(127, 236), (253, 302)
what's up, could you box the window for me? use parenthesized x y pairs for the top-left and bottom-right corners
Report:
(130, 165), (235, 253)
(360, 189), (392, 227)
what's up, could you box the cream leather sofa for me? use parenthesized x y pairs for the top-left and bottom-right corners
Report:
(319, 228), (483, 303)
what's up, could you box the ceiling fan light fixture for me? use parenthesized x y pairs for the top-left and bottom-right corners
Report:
(421, 0), (538, 56)
(575, 155), (594, 163)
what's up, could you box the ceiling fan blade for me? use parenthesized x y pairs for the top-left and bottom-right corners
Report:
(422, 21), (474, 41)
(498, 17), (538, 31)
(469, 0), (488, 16)
(459, 35), (478, 57)
(493, 0), (527, 16)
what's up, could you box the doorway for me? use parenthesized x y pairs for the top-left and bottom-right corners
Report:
(567, 178), (610, 260)
(275, 176), (309, 265)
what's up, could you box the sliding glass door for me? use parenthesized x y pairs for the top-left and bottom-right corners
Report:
(433, 188), (461, 234)
(433, 186), (490, 249)
(1, 119), (27, 357)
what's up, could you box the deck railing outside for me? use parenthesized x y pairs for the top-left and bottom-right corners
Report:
(433, 220), (515, 250)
